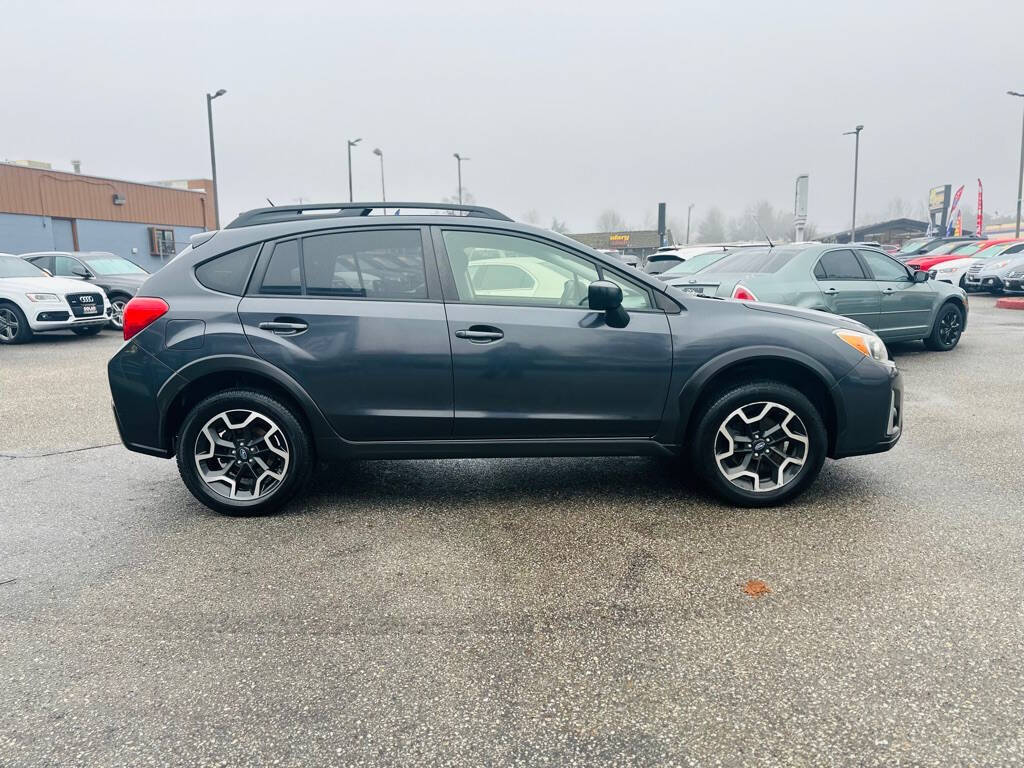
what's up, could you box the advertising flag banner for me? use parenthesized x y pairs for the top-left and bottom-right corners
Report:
(955, 209), (962, 236)
(946, 184), (965, 235)
(977, 179), (984, 238)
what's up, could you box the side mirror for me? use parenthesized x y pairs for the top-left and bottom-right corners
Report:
(912, 269), (929, 283)
(41, 268), (53, 277)
(588, 280), (623, 310)
(588, 280), (629, 328)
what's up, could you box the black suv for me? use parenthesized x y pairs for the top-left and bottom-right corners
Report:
(108, 202), (903, 515)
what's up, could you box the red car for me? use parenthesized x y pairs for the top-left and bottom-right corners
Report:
(907, 239), (1018, 271)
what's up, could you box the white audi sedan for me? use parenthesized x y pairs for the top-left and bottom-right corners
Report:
(0, 254), (111, 344)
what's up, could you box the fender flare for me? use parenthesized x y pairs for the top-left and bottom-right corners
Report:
(155, 354), (339, 449)
(673, 344), (848, 444)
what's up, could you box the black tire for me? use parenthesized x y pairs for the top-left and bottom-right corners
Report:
(689, 380), (828, 507)
(107, 294), (130, 330)
(923, 302), (964, 351)
(0, 302), (33, 345)
(175, 389), (314, 516)
(71, 325), (104, 337)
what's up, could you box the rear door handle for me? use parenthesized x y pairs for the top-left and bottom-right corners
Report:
(823, 288), (839, 295)
(881, 287), (896, 294)
(455, 326), (504, 343)
(258, 320), (309, 336)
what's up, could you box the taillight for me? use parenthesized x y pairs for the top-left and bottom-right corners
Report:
(732, 285), (758, 301)
(122, 297), (169, 340)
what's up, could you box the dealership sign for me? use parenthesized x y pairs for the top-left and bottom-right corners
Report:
(609, 233), (630, 245)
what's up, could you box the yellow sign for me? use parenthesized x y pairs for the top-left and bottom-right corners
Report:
(609, 233), (630, 244)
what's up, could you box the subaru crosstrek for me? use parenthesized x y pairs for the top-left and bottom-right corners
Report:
(108, 202), (903, 515)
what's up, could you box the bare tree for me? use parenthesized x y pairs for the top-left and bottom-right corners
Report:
(595, 209), (626, 232)
(550, 217), (570, 234)
(521, 209), (541, 225)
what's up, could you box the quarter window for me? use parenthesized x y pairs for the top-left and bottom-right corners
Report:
(859, 250), (909, 282)
(302, 230), (426, 300)
(816, 249), (867, 280)
(196, 244), (260, 295)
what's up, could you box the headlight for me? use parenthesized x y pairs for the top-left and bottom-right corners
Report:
(833, 328), (888, 363)
(25, 293), (59, 303)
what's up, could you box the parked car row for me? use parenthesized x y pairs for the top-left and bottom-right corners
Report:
(0, 251), (148, 344)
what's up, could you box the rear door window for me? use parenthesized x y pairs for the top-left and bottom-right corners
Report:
(260, 240), (301, 295)
(816, 249), (868, 280)
(302, 230), (426, 300)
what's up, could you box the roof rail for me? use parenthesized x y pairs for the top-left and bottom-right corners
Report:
(225, 201), (513, 229)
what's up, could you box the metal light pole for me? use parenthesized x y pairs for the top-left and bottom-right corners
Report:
(205, 89), (226, 229)
(1009, 91), (1024, 238)
(347, 138), (362, 202)
(686, 203), (695, 244)
(842, 125), (864, 243)
(372, 148), (386, 203)
(453, 153), (469, 205)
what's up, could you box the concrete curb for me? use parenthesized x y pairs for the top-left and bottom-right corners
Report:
(995, 297), (1024, 310)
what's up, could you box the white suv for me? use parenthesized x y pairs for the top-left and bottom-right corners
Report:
(0, 254), (112, 344)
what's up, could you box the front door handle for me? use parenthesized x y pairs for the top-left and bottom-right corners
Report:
(823, 288), (839, 295)
(881, 287), (896, 294)
(259, 320), (309, 336)
(455, 326), (504, 343)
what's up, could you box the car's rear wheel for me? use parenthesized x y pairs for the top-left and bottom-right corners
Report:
(690, 381), (827, 507)
(0, 303), (32, 345)
(71, 325), (103, 337)
(923, 302), (963, 351)
(175, 389), (314, 516)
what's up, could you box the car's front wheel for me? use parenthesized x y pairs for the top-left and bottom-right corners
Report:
(175, 389), (314, 516)
(690, 381), (828, 507)
(108, 295), (130, 330)
(0, 303), (32, 344)
(923, 302), (964, 351)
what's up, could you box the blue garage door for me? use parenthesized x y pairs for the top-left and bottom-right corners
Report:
(52, 218), (75, 250)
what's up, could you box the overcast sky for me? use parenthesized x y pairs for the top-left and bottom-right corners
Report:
(4, 0), (1023, 234)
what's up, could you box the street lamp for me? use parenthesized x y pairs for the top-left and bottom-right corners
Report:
(1009, 91), (1024, 238)
(205, 88), (227, 229)
(842, 125), (864, 243)
(453, 152), (469, 205)
(686, 203), (695, 244)
(372, 148), (386, 205)
(347, 138), (362, 202)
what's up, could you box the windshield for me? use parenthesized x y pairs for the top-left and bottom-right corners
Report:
(663, 248), (766, 276)
(0, 255), (49, 279)
(702, 246), (802, 274)
(81, 256), (148, 275)
(926, 242), (962, 255)
(898, 237), (932, 253)
(974, 242), (1016, 259)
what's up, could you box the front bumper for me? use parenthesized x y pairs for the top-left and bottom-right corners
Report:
(965, 275), (1003, 292)
(830, 359), (903, 459)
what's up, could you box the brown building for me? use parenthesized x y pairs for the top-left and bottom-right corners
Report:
(0, 162), (214, 270)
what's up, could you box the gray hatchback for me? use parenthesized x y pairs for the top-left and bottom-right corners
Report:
(108, 203), (904, 515)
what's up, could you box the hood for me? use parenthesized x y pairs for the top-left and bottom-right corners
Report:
(0, 275), (102, 295)
(744, 301), (870, 332)
(94, 273), (146, 293)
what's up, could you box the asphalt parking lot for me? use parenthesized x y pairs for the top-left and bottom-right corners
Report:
(2, 296), (1023, 766)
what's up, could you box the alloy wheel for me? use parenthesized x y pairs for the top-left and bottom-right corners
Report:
(194, 409), (290, 500)
(110, 299), (127, 329)
(0, 308), (19, 342)
(714, 401), (809, 493)
(938, 308), (962, 347)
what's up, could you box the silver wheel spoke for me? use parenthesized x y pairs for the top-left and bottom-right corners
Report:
(194, 409), (290, 502)
(714, 400), (810, 493)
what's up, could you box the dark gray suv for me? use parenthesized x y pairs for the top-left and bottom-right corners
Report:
(108, 203), (903, 515)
